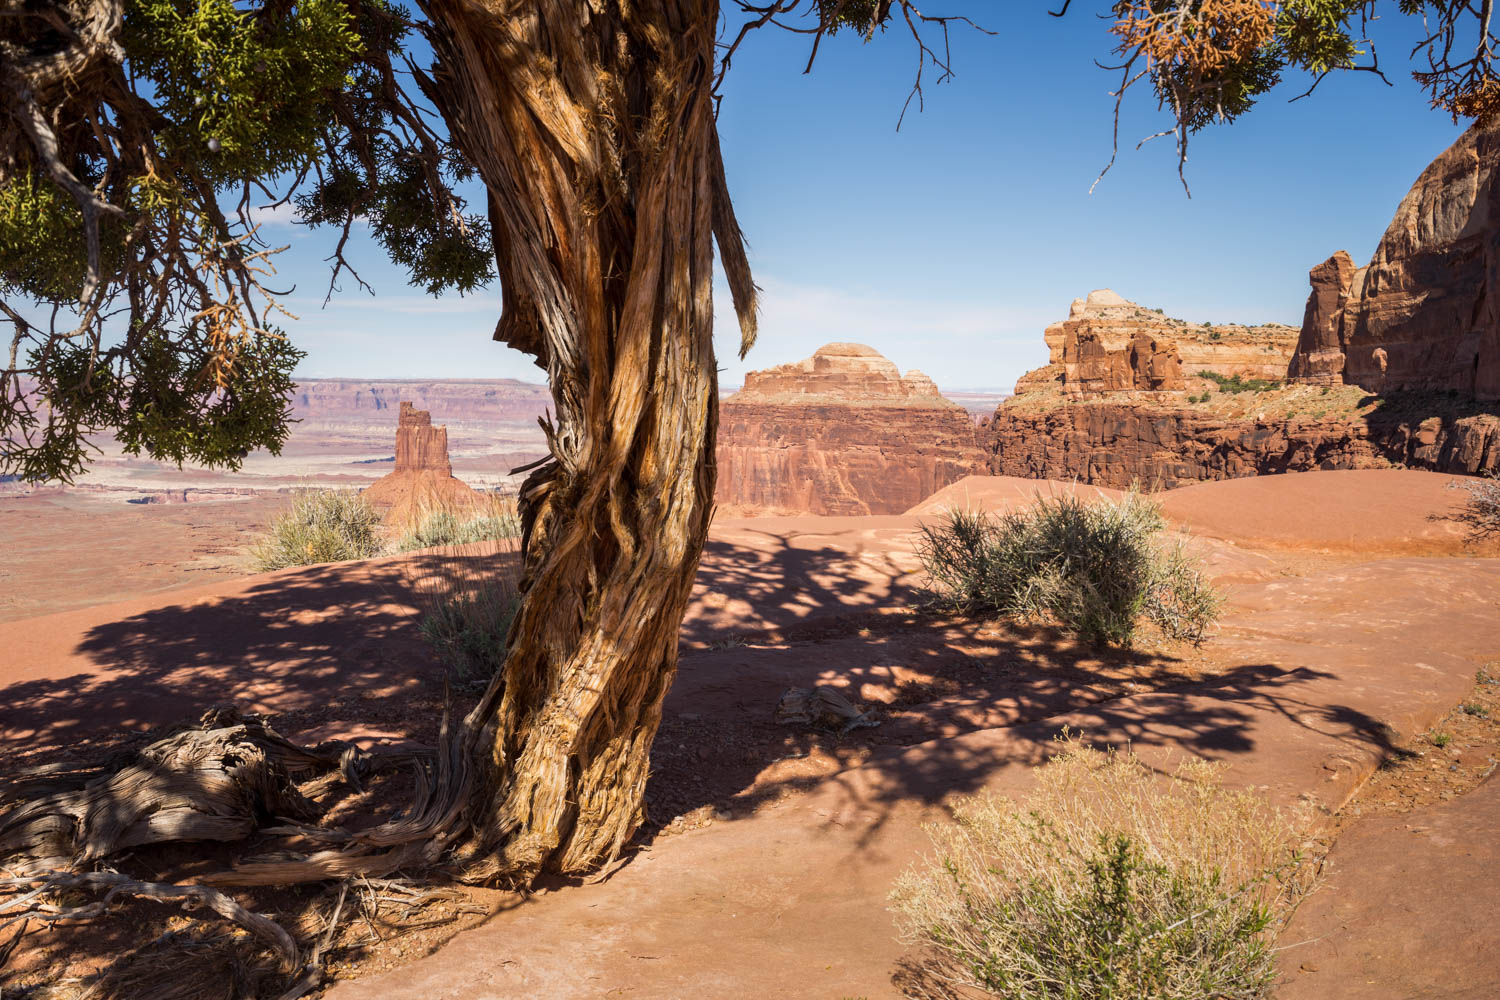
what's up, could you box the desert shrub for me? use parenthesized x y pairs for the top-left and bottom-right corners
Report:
(891, 739), (1311, 1000)
(1444, 473), (1500, 542)
(419, 584), (520, 685)
(252, 489), (384, 570)
(401, 502), (523, 685)
(916, 493), (1221, 646)
(1200, 371), (1277, 393)
(395, 505), (521, 552)
(392, 491), (522, 553)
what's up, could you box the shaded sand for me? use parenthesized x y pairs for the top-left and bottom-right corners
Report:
(323, 556), (1500, 1000)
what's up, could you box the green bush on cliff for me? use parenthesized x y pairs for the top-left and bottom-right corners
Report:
(916, 492), (1221, 646)
(1201, 371), (1277, 393)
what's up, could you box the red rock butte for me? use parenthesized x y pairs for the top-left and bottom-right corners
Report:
(1289, 119), (1500, 397)
(716, 343), (984, 516)
(362, 402), (484, 529)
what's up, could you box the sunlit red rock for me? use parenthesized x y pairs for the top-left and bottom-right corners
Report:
(715, 343), (985, 516)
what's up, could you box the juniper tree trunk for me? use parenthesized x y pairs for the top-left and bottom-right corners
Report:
(421, 0), (756, 876)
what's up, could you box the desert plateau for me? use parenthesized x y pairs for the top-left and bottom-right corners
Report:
(5, 5), (1500, 1000)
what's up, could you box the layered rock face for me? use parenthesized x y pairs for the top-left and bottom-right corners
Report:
(1044, 290), (1297, 397)
(716, 344), (985, 516)
(981, 404), (1500, 490)
(1288, 251), (1359, 385)
(391, 402), (453, 475)
(363, 402), (484, 527)
(1289, 123), (1500, 397)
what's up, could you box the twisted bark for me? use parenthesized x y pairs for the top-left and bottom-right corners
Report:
(419, 0), (756, 876)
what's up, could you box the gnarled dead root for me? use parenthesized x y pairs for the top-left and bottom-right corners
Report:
(0, 703), (497, 992)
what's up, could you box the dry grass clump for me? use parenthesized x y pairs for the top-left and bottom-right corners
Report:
(416, 565), (520, 688)
(399, 497), (523, 688)
(916, 492), (1221, 647)
(393, 493), (522, 553)
(251, 489), (384, 571)
(891, 739), (1313, 1000)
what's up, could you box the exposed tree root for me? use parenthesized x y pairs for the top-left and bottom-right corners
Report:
(0, 870), (300, 970)
(0, 701), (504, 991)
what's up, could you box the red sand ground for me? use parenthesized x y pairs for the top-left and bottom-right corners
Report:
(0, 469), (1496, 997)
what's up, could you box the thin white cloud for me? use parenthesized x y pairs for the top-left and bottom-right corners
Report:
(715, 274), (1054, 391)
(248, 202), (301, 227)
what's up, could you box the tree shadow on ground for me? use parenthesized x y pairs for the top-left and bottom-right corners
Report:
(0, 529), (1417, 997)
(0, 547), (519, 777)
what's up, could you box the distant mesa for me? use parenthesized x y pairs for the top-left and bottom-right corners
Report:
(1288, 120), (1500, 398)
(362, 402), (484, 529)
(1033, 289), (1297, 400)
(716, 343), (985, 517)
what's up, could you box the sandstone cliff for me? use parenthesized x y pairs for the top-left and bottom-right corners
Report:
(716, 343), (985, 516)
(1289, 122), (1500, 397)
(981, 400), (1500, 490)
(363, 402), (485, 528)
(1043, 290), (1297, 397)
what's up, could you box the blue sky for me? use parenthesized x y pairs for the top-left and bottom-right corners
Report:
(265, 5), (1467, 392)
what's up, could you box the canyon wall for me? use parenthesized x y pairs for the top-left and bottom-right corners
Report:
(289, 378), (551, 425)
(981, 403), (1500, 490)
(1288, 122), (1500, 397)
(716, 343), (985, 516)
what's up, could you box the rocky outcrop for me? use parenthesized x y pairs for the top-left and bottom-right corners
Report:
(1289, 251), (1359, 385)
(980, 402), (1500, 490)
(1041, 290), (1297, 398)
(390, 402), (452, 475)
(363, 402), (484, 528)
(716, 344), (985, 516)
(1290, 123), (1500, 397)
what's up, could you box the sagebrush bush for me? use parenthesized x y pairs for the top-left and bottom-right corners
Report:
(890, 740), (1312, 1000)
(916, 492), (1220, 646)
(400, 498), (523, 686)
(252, 489), (384, 570)
(419, 584), (520, 685)
(394, 501), (521, 553)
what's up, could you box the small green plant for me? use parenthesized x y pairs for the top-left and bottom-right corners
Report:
(1209, 330), (1222, 341)
(916, 492), (1222, 647)
(1430, 731), (1453, 748)
(1320, 386), (1331, 395)
(252, 489), (384, 570)
(419, 585), (520, 686)
(1479, 667), (1497, 686)
(1200, 371), (1278, 393)
(1461, 702), (1489, 717)
(891, 739), (1311, 1000)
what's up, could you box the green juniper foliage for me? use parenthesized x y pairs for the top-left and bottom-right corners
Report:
(1, 0), (489, 483)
